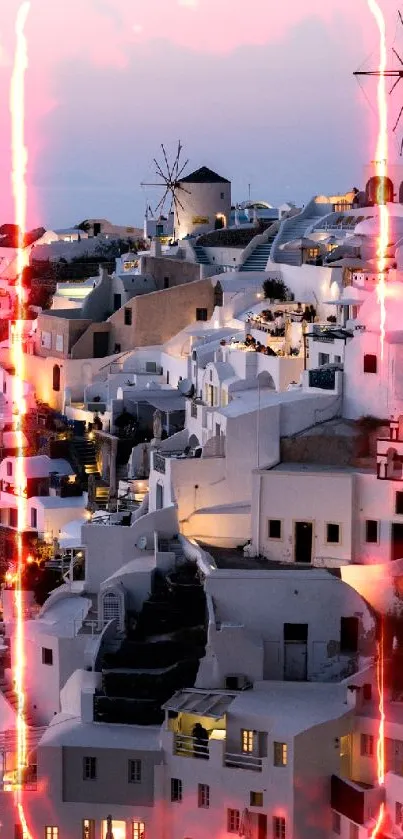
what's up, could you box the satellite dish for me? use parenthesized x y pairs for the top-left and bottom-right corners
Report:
(136, 536), (147, 550)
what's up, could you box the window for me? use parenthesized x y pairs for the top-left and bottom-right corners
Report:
(9, 508), (18, 529)
(220, 192), (225, 199)
(124, 307), (132, 326)
(6, 461), (12, 477)
(31, 508), (37, 529)
(350, 823), (358, 839)
(241, 729), (254, 753)
(166, 371), (170, 384)
(332, 812), (341, 835)
(198, 783), (210, 808)
(132, 822), (145, 839)
(318, 352), (330, 366)
(83, 756), (97, 780)
(227, 809), (240, 833)
(82, 820), (95, 839)
(273, 742), (287, 766)
(268, 520), (282, 540)
(163, 277), (170, 289)
(102, 591), (121, 624)
(52, 364), (61, 392)
(128, 759), (142, 783)
(326, 523), (340, 544)
(41, 647), (53, 666)
(360, 733), (374, 757)
(55, 334), (63, 353)
(396, 492), (403, 515)
(365, 520), (378, 543)
(3, 380), (6, 393)
(273, 817), (286, 839)
(250, 792), (263, 807)
(41, 331), (51, 349)
(334, 355), (341, 364)
(171, 778), (182, 802)
(196, 308), (208, 321)
(396, 802), (403, 825)
(340, 617), (359, 654)
(363, 683), (372, 701)
(363, 354), (377, 374)
(45, 830), (59, 839)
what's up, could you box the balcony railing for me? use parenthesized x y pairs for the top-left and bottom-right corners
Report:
(153, 452), (166, 474)
(174, 733), (209, 759)
(224, 751), (262, 771)
(0, 767), (37, 791)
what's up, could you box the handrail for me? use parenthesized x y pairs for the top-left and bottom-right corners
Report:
(224, 751), (262, 771)
(174, 733), (210, 759)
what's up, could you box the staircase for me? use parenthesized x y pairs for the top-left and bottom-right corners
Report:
(239, 239), (274, 272)
(272, 215), (319, 266)
(193, 244), (210, 265)
(70, 434), (99, 486)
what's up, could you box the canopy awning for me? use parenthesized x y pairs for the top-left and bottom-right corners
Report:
(162, 690), (235, 718)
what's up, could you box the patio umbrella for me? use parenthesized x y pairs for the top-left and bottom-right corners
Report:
(279, 237), (321, 251)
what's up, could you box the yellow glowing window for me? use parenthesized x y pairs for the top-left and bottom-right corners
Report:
(45, 830), (59, 839)
(132, 821), (145, 839)
(103, 822), (126, 839)
(241, 729), (254, 753)
(83, 820), (95, 839)
(274, 742), (287, 766)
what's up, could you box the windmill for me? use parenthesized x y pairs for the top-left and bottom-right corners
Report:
(141, 141), (190, 239)
(354, 10), (403, 155)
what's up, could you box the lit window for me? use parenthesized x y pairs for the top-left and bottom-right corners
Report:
(273, 742), (287, 766)
(198, 783), (210, 808)
(360, 733), (374, 757)
(82, 820), (95, 839)
(326, 523), (340, 544)
(273, 816), (286, 839)
(83, 756), (96, 780)
(132, 821), (145, 839)
(250, 792), (263, 807)
(171, 778), (182, 802)
(332, 812), (341, 835)
(241, 729), (254, 753)
(128, 759), (142, 784)
(227, 809), (240, 833)
(45, 830), (59, 839)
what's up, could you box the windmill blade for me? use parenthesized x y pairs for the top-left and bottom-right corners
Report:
(141, 182), (167, 187)
(170, 142), (181, 183)
(174, 192), (186, 212)
(177, 183), (192, 196)
(173, 195), (182, 227)
(393, 48), (403, 67)
(154, 187), (170, 215)
(161, 144), (172, 180)
(399, 9), (403, 27)
(176, 158), (189, 182)
(390, 76), (403, 95)
(153, 158), (167, 183)
(393, 104), (403, 133)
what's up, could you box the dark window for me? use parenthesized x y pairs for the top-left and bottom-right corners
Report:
(318, 352), (330, 366)
(214, 282), (223, 307)
(166, 371), (170, 385)
(363, 354), (377, 374)
(113, 293), (121, 311)
(227, 810), (240, 833)
(171, 778), (182, 802)
(42, 647), (53, 666)
(360, 733), (374, 756)
(250, 792), (263, 807)
(326, 523), (340, 544)
(340, 617), (359, 654)
(52, 364), (61, 392)
(220, 192), (225, 199)
(124, 307), (132, 326)
(332, 812), (341, 835)
(396, 802), (403, 825)
(396, 492), (403, 515)
(6, 461), (12, 477)
(350, 824), (358, 839)
(3, 380), (6, 393)
(128, 759), (141, 783)
(164, 277), (170, 289)
(268, 520), (282, 539)
(363, 683), (372, 700)
(198, 783), (210, 808)
(365, 520), (378, 543)
(9, 508), (18, 529)
(83, 756), (97, 780)
(284, 623), (308, 642)
(31, 508), (37, 529)
(93, 222), (101, 236)
(114, 343), (121, 354)
(196, 308), (208, 321)
(273, 817), (286, 839)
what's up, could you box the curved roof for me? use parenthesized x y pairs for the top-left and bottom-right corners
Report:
(179, 166), (230, 184)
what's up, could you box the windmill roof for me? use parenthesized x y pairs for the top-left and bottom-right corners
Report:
(179, 166), (230, 184)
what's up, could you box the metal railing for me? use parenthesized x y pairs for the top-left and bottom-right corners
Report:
(174, 733), (209, 759)
(224, 751), (263, 771)
(153, 452), (166, 474)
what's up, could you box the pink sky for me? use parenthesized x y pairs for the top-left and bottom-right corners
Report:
(0, 0), (400, 226)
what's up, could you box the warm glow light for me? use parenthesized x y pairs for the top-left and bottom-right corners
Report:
(10, 4), (34, 838)
(368, 0), (390, 362)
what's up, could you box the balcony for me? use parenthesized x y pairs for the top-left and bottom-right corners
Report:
(331, 775), (384, 825)
(153, 452), (166, 474)
(174, 733), (209, 759)
(224, 751), (263, 771)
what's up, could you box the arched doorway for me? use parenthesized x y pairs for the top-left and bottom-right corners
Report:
(101, 589), (123, 630)
(213, 281), (223, 307)
(365, 176), (394, 205)
(52, 364), (61, 392)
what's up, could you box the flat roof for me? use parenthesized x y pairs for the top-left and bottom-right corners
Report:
(40, 714), (161, 750)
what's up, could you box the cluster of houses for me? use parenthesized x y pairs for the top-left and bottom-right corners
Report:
(0, 164), (403, 839)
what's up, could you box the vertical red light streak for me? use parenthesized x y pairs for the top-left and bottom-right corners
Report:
(367, 0), (390, 362)
(10, 3), (34, 837)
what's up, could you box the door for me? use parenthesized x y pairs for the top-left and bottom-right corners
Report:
(284, 623), (308, 681)
(392, 523), (403, 561)
(156, 483), (164, 510)
(257, 815), (267, 839)
(294, 521), (313, 563)
(113, 293), (121, 311)
(93, 331), (109, 358)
